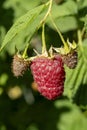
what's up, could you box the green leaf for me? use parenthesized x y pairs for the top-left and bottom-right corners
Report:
(51, 0), (78, 19)
(47, 1), (78, 32)
(4, 0), (41, 11)
(48, 16), (78, 32)
(64, 43), (87, 108)
(84, 15), (87, 34)
(4, 0), (42, 18)
(0, 26), (6, 45)
(77, 0), (87, 9)
(55, 100), (87, 130)
(0, 3), (48, 52)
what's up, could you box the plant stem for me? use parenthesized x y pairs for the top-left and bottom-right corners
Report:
(41, 0), (53, 54)
(22, 43), (29, 58)
(42, 24), (47, 53)
(41, 0), (53, 24)
(22, 0), (53, 57)
(49, 13), (69, 49)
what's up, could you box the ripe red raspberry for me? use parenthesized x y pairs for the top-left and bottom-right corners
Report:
(30, 55), (65, 100)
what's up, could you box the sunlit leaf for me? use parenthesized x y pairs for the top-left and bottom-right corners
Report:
(0, 3), (48, 52)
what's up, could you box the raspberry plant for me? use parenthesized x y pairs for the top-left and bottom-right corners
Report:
(0, 0), (87, 129)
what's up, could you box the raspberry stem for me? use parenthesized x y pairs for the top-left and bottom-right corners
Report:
(22, 0), (53, 57)
(42, 24), (46, 53)
(49, 13), (69, 52)
(41, 0), (53, 24)
(22, 43), (29, 59)
(41, 0), (53, 55)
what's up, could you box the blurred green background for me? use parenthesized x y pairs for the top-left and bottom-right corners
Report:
(0, 0), (87, 130)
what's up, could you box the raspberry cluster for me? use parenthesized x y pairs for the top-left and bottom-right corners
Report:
(11, 28), (78, 100)
(12, 47), (78, 100)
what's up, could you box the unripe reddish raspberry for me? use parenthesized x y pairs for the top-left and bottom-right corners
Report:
(30, 55), (65, 100)
(61, 50), (78, 69)
(12, 54), (30, 77)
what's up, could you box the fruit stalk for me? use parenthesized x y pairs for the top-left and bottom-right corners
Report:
(41, 0), (53, 24)
(49, 13), (69, 52)
(42, 24), (47, 54)
(22, 43), (29, 59)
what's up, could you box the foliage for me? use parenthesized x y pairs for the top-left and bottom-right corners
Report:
(0, 0), (87, 130)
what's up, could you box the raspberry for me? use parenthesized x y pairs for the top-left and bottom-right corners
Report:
(30, 55), (65, 100)
(61, 50), (78, 69)
(12, 54), (30, 77)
